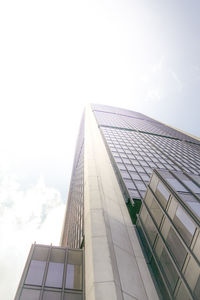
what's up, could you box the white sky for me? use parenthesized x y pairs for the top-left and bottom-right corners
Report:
(0, 0), (200, 298)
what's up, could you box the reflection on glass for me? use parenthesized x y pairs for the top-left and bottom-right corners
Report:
(45, 248), (65, 288)
(25, 246), (49, 285)
(146, 191), (163, 227)
(166, 178), (187, 193)
(66, 264), (75, 289)
(66, 251), (82, 290)
(140, 206), (157, 246)
(46, 262), (64, 288)
(43, 291), (61, 300)
(155, 238), (179, 292)
(175, 282), (191, 300)
(184, 256), (200, 297)
(174, 206), (195, 246)
(20, 289), (40, 300)
(166, 227), (187, 269)
(155, 182), (170, 208)
(25, 260), (46, 285)
(64, 292), (82, 300)
(193, 233), (200, 261)
(183, 180), (200, 194)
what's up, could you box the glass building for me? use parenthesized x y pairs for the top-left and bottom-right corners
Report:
(15, 104), (200, 300)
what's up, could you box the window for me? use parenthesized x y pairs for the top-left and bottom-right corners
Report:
(64, 293), (82, 300)
(165, 226), (187, 269)
(66, 251), (82, 290)
(183, 180), (200, 194)
(155, 238), (179, 293)
(155, 182), (170, 208)
(134, 180), (146, 191)
(43, 291), (61, 300)
(140, 206), (158, 246)
(166, 178), (187, 193)
(45, 248), (65, 288)
(146, 192), (163, 227)
(25, 246), (48, 286)
(174, 206), (196, 246)
(120, 170), (131, 179)
(124, 179), (135, 189)
(180, 193), (200, 218)
(129, 172), (140, 180)
(20, 289), (40, 300)
(184, 256), (200, 298)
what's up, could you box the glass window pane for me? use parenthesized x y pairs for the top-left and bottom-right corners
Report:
(45, 248), (65, 288)
(64, 293), (82, 300)
(129, 172), (140, 180)
(45, 262), (64, 288)
(66, 251), (82, 290)
(180, 193), (200, 218)
(43, 291), (61, 300)
(25, 246), (49, 285)
(174, 206), (196, 246)
(194, 275), (200, 299)
(134, 180), (146, 191)
(155, 239), (179, 292)
(175, 282), (191, 300)
(166, 227), (187, 269)
(155, 182), (170, 208)
(140, 206), (158, 246)
(166, 178), (187, 192)
(25, 260), (46, 286)
(183, 180), (200, 194)
(20, 289), (40, 300)
(150, 198), (163, 227)
(193, 232), (200, 261)
(184, 256), (200, 293)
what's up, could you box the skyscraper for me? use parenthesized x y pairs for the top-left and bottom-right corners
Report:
(15, 104), (200, 300)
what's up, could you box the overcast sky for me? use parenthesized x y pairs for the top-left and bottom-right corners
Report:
(0, 0), (200, 298)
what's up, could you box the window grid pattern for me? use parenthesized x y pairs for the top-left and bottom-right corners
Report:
(92, 107), (200, 204)
(138, 170), (200, 300)
(92, 104), (200, 145)
(16, 244), (83, 300)
(146, 134), (200, 175)
(100, 127), (191, 200)
(61, 115), (85, 249)
(64, 143), (84, 249)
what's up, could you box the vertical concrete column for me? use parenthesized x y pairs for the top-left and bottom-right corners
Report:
(84, 105), (159, 300)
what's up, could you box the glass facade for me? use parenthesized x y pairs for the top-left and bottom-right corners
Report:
(91, 104), (200, 225)
(138, 170), (200, 300)
(61, 116), (84, 249)
(15, 244), (83, 300)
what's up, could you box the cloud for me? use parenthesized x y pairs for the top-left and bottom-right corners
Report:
(0, 175), (65, 300)
(140, 56), (184, 103)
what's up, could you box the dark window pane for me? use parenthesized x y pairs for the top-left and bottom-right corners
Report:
(141, 207), (158, 246)
(64, 293), (82, 300)
(20, 289), (40, 300)
(43, 291), (61, 300)
(66, 251), (82, 290)
(158, 246), (179, 292)
(166, 227), (187, 269)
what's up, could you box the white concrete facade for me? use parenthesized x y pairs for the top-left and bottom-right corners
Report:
(84, 105), (159, 300)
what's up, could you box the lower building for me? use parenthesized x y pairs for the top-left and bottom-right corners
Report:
(15, 244), (83, 300)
